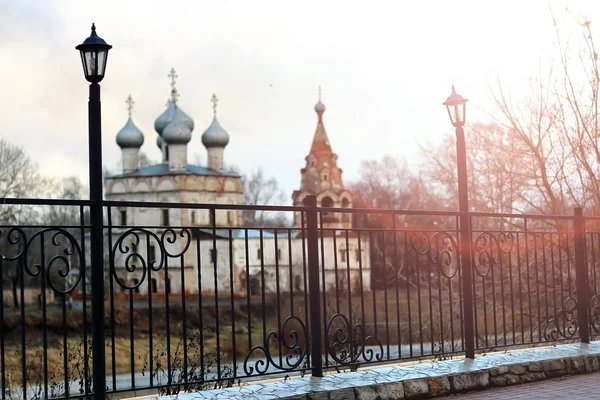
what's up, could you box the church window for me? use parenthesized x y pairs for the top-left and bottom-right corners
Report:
(278, 248), (282, 261)
(355, 249), (361, 262)
(165, 145), (169, 161)
(210, 209), (216, 226)
(162, 209), (170, 226)
(227, 211), (233, 224)
(339, 248), (346, 262)
(310, 160), (315, 167)
(191, 210), (196, 224)
(257, 248), (262, 261)
(210, 249), (217, 263)
(323, 174), (328, 181)
(120, 210), (127, 226)
(151, 278), (158, 293)
(321, 197), (334, 218)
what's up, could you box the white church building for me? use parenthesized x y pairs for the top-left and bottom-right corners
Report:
(101, 69), (371, 298)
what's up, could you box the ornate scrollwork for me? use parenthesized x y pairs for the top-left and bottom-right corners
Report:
(430, 232), (458, 279)
(0, 227), (28, 260)
(542, 296), (578, 341)
(243, 315), (308, 375)
(589, 293), (600, 335)
(497, 232), (514, 254)
(473, 233), (499, 277)
(326, 313), (383, 366)
(23, 228), (84, 294)
(410, 232), (431, 256)
(160, 227), (192, 258)
(473, 232), (514, 278)
(111, 228), (165, 291)
(409, 231), (458, 279)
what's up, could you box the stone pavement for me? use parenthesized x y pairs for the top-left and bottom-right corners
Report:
(439, 371), (600, 399)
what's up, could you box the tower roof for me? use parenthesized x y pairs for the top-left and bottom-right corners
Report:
(309, 86), (333, 157)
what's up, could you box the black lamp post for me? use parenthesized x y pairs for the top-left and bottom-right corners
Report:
(77, 23), (111, 398)
(443, 85), (475, 359)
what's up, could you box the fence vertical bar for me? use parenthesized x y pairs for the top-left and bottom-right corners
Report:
(574, 207), (590, 343)
(305, 194), (323, 377)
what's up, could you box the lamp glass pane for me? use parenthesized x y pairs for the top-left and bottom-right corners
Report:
(84, 51), (97, 77)
(97, 50), (107, 76)
(453, 104), (462, 125)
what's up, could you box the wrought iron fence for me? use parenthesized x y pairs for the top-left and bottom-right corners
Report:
(0, 197), (597, 399)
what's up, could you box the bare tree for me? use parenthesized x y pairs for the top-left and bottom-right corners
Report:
(348, 155), (444, 289)
(241, 168), (288, 227)
(0, 138), (48, 224)
(419, 123), (528, 218)
(138, 151), (154, 168)
(492, 10), (600, 216)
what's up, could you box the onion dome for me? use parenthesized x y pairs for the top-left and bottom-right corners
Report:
(154, 101), (194, 135)
(163, 108), (192, 145)
(201, 93), (230, 148)
(154, 68), (194, 135)
(116, 95), (144, 149)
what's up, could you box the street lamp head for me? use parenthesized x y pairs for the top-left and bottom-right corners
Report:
(76, 23), (112, 83)
(443, 85), (468, 128)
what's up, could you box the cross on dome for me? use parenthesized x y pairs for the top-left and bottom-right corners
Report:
(168, 68), (179, 104)
(126, 94), (134, 117)
(211, 93), (219, 117)
(318, 85), (322, 102)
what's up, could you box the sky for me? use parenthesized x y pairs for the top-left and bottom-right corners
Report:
(0, 0), (599, 203)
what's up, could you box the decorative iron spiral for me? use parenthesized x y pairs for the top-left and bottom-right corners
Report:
(0, 227), (27, 260)
(409, 231), (459, 279)
(542, 296), (578, 341)
(430, 232), (458, 279)
(23, 228), (84, 294)
(243, 315), (308, 375)
(326, 313), (383, 366)
(473, 233), (500, 277)
(160, 227), (192, 258)
(111, 228), (165, 290)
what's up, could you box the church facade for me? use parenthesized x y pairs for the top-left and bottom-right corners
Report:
(102, 70), (371, 298)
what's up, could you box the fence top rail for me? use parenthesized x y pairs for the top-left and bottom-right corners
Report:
(0, 197), (94, 206)
(1, 197), (598, 222)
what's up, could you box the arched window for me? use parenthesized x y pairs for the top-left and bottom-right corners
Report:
(321, 197), (334, 207)
(321, 196), (334, 220)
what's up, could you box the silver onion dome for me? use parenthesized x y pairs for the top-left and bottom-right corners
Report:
(116, 117), (144, 149)
(163, 110), (192, 145)
(154, 102), (194, 135)
(201, 116), (230, 148)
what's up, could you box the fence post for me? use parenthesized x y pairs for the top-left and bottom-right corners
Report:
(574, 207), (590, 344)
(305, 194), (323, 377)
